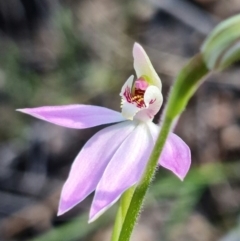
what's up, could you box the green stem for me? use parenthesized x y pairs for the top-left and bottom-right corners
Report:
(111, 186), (136, 241)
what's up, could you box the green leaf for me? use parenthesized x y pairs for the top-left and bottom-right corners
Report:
(201, 14), (240, 70)
(166, 54), (208, 118)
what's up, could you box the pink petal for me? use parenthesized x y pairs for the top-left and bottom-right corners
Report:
(17, 105), (125, 129)
(148, 122), (191, 180)
(160, 133), (191, 180)
(89, 123), (153, 222)
(58, 121), (136, 215)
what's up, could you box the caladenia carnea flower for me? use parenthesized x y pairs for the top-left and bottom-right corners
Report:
(17, 43), (191, 222)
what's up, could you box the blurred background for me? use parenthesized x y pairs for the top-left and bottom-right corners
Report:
(0, 0), (240, 240)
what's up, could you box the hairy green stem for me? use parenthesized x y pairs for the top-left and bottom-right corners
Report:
(111, 186), (135, 241)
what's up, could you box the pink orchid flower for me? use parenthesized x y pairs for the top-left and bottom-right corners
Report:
(17, 43), (191, 222)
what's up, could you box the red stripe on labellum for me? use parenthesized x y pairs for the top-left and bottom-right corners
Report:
(123, 77), (149, 108)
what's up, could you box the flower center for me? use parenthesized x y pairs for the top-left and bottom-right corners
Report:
(124, 77), (149, 108)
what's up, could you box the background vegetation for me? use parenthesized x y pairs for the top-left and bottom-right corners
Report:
(0, 0), (240, 240)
